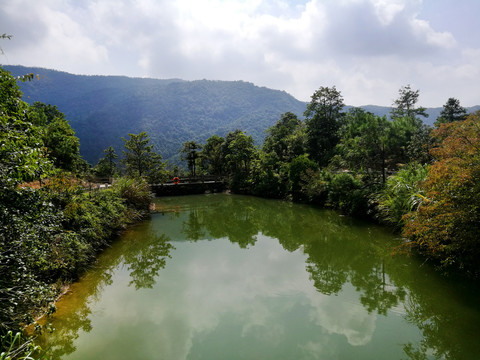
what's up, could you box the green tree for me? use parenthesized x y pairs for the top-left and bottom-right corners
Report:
(223, 130), (257, 191)
(122, 132), (164, 180)
(200, 135), (224, 176)
(405, 123), (434, 165)
(377, 162), (429, 228)
(304, 86), (345, 166)
(288, 154), (318, 201)
(180, 141), (202, 178)
(263, 112), (303, 163)
(28, 102), (64, 126)
(94, 146), (118, 178)
(334, 108), (392, 183)
(225, 130), (256, 174)
(388, 84), (432, 166)
(250, 151), (286, 198)
(327, 172), (368, 216)
(0, 68), (52, 187)
(43, 117), (81, 171)
(390, 84), (428, 121)
(28, 102), (82, 172)
(435, 97), (467, 126)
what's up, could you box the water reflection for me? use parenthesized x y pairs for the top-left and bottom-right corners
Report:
(38, 194), (480, 360)
(39, 229), (173, 359)
(124, 234), (173, 289)
(173, 194), (480, 359)
(179, 195), (407, 314)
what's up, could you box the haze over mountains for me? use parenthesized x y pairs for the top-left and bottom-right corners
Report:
(4, 65), (479, 165)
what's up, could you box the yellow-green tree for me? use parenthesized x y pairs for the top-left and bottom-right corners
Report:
(403, 111), (480, 275)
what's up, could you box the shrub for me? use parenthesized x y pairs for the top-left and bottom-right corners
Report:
(377, 162), (429, 229)
(327, 172), (368, 216)
(300, 169), (331, 205)
(112, 177), (151, 211)
(1, 175), (151, 350)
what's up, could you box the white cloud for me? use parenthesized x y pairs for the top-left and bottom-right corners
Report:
(1, 0), (479, 106)
(371, 0), (407, 25)
(410, 18), (456, 49)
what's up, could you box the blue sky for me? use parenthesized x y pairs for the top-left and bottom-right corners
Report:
(1, 0), (479, 107)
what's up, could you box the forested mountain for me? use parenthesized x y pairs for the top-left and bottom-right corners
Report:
(4, 65), (479, 165)
(4, 66), (306, 164)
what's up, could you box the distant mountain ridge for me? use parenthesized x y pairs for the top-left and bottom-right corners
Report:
(4, 65), (307, 164)
(3, 65), (479, 165)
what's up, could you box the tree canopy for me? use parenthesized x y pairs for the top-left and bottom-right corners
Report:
(304, 86), (345, 166)
(435, 97), (467, 126)
(403, 111), (480, 275)
(390, 84), (429, 121)
(0, 68), (52, 188)
(180, 141), (202, 178)
(122, 132), (165, 182)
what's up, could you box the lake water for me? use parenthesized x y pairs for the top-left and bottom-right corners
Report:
(37, 194), (480, 359)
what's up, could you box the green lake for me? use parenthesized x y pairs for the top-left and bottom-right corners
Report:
(37, 194), (480, 359)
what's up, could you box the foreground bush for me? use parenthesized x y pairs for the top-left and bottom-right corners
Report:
(403, 112), (480, 275)
(0, 175), (152, 355)
(112, 176), (151, 211)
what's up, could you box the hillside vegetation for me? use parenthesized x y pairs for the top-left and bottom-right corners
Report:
(4, 66), (306, 164)
(0, 66), (154, 358)
(5, 66), (479, 167)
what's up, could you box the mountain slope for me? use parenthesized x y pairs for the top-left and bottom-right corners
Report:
(5, 65), (306, 164)
(4, 66), (479, 165)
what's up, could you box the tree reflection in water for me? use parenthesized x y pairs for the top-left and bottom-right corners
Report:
(124, 234), (173, 290)
(39, 195), (480, 360)
(177, 195), (480, 359)
(38, 228), (174, 359)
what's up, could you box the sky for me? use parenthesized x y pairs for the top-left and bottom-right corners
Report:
(1, 0), (479, 107)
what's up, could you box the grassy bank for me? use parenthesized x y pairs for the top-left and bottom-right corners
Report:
(0, 175), (151, 358)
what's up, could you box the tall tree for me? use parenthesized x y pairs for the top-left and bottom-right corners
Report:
(263, 112), (303, 162)
(180, 141), (202, 178)
(94, 146), (118, 178)
(435, 97), (467, 126)
(334, 108), (392, 183)
(304, 86), (345, 166)
(389, 85), (432, 165)
(224, 130), (256, 174)
(122, 132), (163, 179)
(0, 67), (52, 187)
(200, 135), (225, 176)
(43, 117), (81, 171)
(223, 130), (257, 191)
(390, 84), (428, 121)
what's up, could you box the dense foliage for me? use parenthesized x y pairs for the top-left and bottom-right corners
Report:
(180, 85), (480, 277)
(5, 65), (307, 165)
(7, 65), (479, 166)
(0, 67), (153, 357)
(404, 112), (480, 276)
